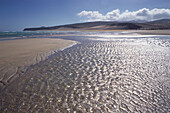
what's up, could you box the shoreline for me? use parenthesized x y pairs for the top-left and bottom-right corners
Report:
(29, 29), (170, 36)
(1, 29), (169, 90)
(130, 30), (170, 35)
(0, 38), (77, 90)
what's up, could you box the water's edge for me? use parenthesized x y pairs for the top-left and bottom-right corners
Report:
(0, 40), (78, 92)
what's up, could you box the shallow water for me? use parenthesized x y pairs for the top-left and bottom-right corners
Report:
(0, 35), (170, 113)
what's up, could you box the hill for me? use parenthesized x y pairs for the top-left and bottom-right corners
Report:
(24, 19), (170, 31)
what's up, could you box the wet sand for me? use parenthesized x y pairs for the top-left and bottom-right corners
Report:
(0, 38), (76, 90)
(43, 29), (170, 35)
(0, 35), (170, 112)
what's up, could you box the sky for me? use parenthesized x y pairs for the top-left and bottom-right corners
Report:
(0, 0), (170, 31)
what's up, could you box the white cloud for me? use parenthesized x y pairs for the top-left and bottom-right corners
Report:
(77, 8), (170, 21)
(77, 11), (105, 21)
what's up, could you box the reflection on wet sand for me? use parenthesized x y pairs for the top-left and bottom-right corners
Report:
(0, 36), (170, 112)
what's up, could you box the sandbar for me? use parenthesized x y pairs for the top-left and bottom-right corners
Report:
(0, 38), (76, 90)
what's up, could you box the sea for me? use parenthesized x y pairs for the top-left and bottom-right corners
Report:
(0, 31), (75, 40)
(0, 31), (170, 112)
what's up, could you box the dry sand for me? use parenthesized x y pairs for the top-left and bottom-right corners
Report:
(85, 29), (170, 35)
(44, 29), (170, 35)
(0, 38), (76, 89)
(131, 30), (170, 35)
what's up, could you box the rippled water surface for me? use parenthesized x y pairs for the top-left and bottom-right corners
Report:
(0, 35), (170, 113)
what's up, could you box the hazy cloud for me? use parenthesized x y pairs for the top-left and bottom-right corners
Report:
(77, 8), (170, 21)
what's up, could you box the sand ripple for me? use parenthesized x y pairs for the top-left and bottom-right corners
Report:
(0, 36), (170, 112)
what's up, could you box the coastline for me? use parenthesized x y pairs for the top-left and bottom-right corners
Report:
(130, 30), (170, 35)
(0, 38), (77, 90)
(35, 29), (170, 35)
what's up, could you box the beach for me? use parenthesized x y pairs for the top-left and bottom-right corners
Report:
(1, 0), (170, 112)
(0, 38), (76, 90)
(41, 29), (170, 36)
(0, 31), (170, 112)
(130, 30), (170, 35)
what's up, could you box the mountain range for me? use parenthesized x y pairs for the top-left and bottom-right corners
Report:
(24, 19), (170, 31)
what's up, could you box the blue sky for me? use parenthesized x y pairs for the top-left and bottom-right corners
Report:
(0, 0), (170, 31)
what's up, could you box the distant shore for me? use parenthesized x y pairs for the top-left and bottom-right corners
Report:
(23, 19), (170, 35)
(86, 29), (170, 35)
(0, 38), (76, 90)
(80, 29), (170, 35)
(34, 29), (170, 36)
(130, 30), (170, 35)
